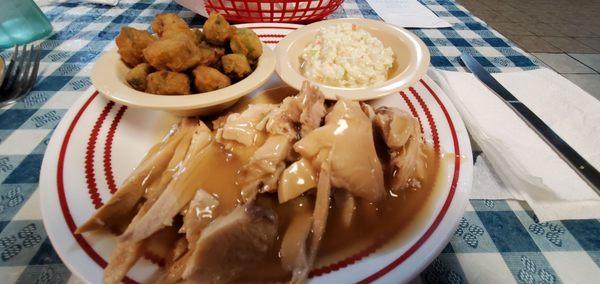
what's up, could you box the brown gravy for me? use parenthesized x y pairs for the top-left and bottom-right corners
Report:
(205, 87), (443, 281)
(233, 146), (439, 281)
(133, 86), (441, 280)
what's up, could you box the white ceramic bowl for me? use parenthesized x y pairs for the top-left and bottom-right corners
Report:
(91, 42), (275, 116)
(275, 18), (430, 100)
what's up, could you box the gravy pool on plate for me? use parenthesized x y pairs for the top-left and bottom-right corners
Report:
(75, 83), (439, 284)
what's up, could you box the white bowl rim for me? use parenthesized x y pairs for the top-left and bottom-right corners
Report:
(275, 18), (430, 100)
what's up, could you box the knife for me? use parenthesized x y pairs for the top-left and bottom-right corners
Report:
(459, 53), (600, 195)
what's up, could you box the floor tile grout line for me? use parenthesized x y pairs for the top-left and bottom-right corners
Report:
(531, 52), (598, 74)
(566, 54), (600, 74)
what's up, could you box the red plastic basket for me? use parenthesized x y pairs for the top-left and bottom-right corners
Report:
(204, 0), (344, 23)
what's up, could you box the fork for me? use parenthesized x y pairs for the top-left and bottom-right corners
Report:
(0, 45), (41, 107)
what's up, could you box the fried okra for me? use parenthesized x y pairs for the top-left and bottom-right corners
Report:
(146, 71), (190, 95)
(221, 54), (251, 79)
(230, 28), (262, 61)
(115, 27), (157, 67)
(194, 28), (205, 44)
(118, 13), (262, 95)
(196, 46), (220, 67)
(197, 41), (225, 67)
(151, 13), (195, 41)
(193, 66), (231, 92)
(203, 13), (234, 46)
(199, 41), (225, 58)
(143, 35), (202, 72)
(126, 63), (153, 91)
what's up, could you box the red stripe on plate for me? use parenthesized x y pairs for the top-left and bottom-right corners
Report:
(84, 101), (113, 209)
(249, 26), (299, 30)
(258, 34), (287, 38)
(103, 105), (127, 194)
(410, 87), (441, 153)
(57, 92), (138, 284)
(400, 91), (425, 134)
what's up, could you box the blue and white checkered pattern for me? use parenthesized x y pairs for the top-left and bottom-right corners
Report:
(0, 0), (597, 283)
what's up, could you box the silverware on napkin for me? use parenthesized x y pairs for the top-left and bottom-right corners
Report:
(459, 53), (600, 195)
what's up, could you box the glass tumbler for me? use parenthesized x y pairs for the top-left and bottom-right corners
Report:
(0, 0), (53, 48)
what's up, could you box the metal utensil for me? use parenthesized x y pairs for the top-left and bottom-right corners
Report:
(0, 56), (5, 86)
(0, 44), (41, 106)
(459, 53), (600, 195)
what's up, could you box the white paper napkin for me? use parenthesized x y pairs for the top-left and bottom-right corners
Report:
(365, 0), (451, 28)
(175, 0), (209, 17)
(428, 68), (600, 221)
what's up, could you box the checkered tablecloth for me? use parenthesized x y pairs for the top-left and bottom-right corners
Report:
(0, 0), (598, 283)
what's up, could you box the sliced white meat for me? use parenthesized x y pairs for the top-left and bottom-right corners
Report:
(295, 99), (385, 202)
(297, 81), (327, 136)
(238, 82), (327, 203)
(103, 196), (157, 284)
(264, 96), (302, 140)
(165, 237), (188, 267)
(152, 251), (191, 284)
(180, 189), (219, 250)
(119, 122), (213, 243)
(239, 135), (291, 202)
(141, 226), (182, 265)
(214, 104), (275, 146)
(288, 99), (387, 283)
(280, 209), (312, 273)
(182, 204), (277, 283)
(103, 239), (144, 284)
(278, 158), (318, 203)
(101, 125), (198, 284)
(143, 127), (194, 204)
(76, 119), (195, 234)
(260, 162), (286, 193)
(374, 106), (426, 191)
(360, 101), (376, 120)
(291, 163), (331, 284)
(265, 81), (326, 140)
(334, 189), (356, 227)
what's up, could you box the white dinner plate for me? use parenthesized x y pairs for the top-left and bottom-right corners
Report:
(39, 23), (473, 284)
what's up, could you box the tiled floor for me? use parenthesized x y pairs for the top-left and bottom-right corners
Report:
(456, 0), (600, 100)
